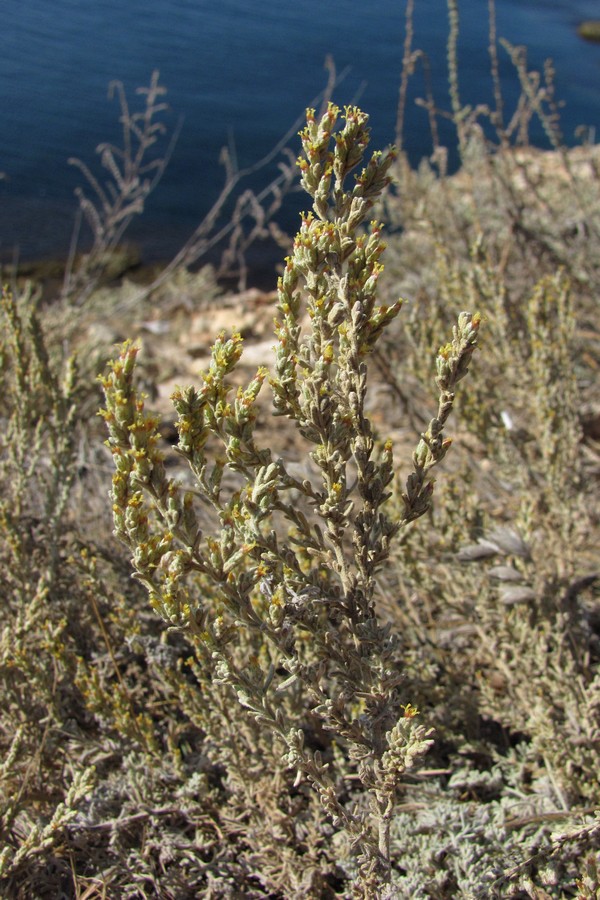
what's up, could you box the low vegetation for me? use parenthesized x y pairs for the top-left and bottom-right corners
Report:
(0, 3), (598, 897)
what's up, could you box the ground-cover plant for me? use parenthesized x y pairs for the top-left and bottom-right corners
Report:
(2, 3), (599, 896)
(0, 285), (96, 885)
(353, 3), (600, 892)
(100, 103), (480, 897)
(0, 283), (199, 897)
(373, 255), (600, 895)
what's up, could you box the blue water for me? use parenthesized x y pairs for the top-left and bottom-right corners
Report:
(1, 0), (599, 268)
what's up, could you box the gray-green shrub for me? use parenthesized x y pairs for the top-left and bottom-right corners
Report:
(100, 103), (479, 897)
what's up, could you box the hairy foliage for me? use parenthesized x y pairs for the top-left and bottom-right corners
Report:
(99, 104), (478, 897)
(1, 3), (599, 897)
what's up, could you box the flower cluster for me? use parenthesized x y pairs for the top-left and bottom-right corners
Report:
(100, 104), (479, 895)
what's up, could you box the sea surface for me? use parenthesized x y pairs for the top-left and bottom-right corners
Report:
(1, 0), (599, 270)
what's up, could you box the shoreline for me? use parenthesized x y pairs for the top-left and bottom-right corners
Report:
(1, 235), (285, 300)
(5, 141), (600, 302)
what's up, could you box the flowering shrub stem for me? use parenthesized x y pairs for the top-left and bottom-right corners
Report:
(100, 103), (480, 895)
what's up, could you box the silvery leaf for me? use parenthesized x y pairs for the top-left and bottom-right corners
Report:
(500, 586), (536, 605)
(487, 527), (531, 559)
(457, 539), (501, 561)
(488, 565), (524, 583)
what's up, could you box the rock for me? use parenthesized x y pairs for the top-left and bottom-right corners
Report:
(184, 289), (277, 357)
(578, 21), (600, 43)
(235, 338), (276, 369)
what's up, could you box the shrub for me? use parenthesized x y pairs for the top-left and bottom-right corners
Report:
(2, 3), (599, 895)
(100, 103), (480, 897)
(0, 285), (96, 885)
